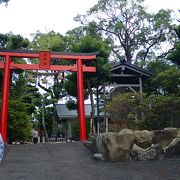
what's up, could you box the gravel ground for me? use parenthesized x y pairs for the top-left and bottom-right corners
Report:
(0, 142), (180, 180)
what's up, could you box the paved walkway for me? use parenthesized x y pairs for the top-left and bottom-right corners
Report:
(0, 142), (180, 180)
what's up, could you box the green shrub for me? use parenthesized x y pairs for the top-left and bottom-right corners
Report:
(107, 93), (180, 130)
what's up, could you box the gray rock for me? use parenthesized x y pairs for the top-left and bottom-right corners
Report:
(93, 153), (104, 160)
(131, 143), (145, 160)
(134, 130), (153, 149)
(165, 138), (180, 157)
(153, 128), (178, 148)
(145, 144), (164, 160)
(176, 129), (180, 138)
(92, 135), (97, 153)
(102, 129), (134, 161)
(92, 133), (105, 154)
(131, 144), (164, 161)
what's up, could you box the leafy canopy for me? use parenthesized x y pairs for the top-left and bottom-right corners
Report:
(0, 0), (9, 5)
(75, 0), (173, 64)
(167, 25), (180, 66)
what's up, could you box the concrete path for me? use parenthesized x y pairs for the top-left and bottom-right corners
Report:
(0, 142), (180, 180)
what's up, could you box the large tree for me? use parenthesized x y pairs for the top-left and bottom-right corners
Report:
(143, 59), (180, 96)
(0, 33), (29, 49)
(8, 74), (42, 142)
(167, 25), (180, 66)
(64, 26), (111, 134)
(0, 33), (30, 91)
(0, 33), (43, 142)
(31, 31), (68, 136)
(75, 0), (174, 65)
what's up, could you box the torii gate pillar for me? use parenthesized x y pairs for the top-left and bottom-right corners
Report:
(77, 59), (86, 141)
(0, 55), (11, 142)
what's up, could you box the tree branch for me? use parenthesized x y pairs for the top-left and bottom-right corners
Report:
(37, 82), (52, 94)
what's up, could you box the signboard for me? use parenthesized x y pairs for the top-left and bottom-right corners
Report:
(39, 51), (51, 69)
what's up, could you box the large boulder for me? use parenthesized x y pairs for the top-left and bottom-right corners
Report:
(165, 138), (180, 158)
(131, 143), (145, 160)
(153, 128), (178, 148)
(176, 129), (180, 138)
(91, 136), (97, 153)
(92, 133), (105, 154)
(134, 130), (153, 149)
(102, 129), (134, 161)
(131, 143), (164, 161)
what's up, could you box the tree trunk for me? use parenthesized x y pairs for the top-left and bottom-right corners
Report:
(126, 50), (132, 63)
(42, 101), (49, 142)
(52, 105), (59, 138)
(96, 86), (100, 135)
(87, 77), (95, 135)
(103, 81), (108, 133)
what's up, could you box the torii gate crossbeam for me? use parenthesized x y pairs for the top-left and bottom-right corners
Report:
(0, 49), (97, 142)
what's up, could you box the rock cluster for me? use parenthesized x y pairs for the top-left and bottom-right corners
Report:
(92, 128), (180, 161)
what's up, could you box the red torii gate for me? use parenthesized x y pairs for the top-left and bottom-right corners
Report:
(0, 49), (97, 142)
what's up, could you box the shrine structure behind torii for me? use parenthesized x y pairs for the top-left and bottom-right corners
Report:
(0, 49), (97, 142)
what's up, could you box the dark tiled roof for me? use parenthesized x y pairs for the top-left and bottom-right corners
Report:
(111, 61), (152, 77)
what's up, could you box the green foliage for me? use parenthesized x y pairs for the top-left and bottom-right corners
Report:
(0, 33), (39, 142)
(144, 60), (180, 95)
(34, 106), (54, 137)
(64, 72), (89, 108)
(167, 25), (180, 66)
(152, 67), (180, 94)
(144, 60), (179, 94)
(107, 93), (180, 130)
(31, 31), (68, 134)
(64, 73), (78, 97)
(67, 26), (111, 82)
(168, 44), (180, 66)
(107, 93), (142, 129)
(74, 34), (111, 84)
(0, 33), (29, 49)
(147, 60), (171, 75)
(11, 74), (42, 115)
(64, 30), (111, 113)
(72, 120), (80, 140)
(75, 0), (174, 64)
(31, 31), (66, 51)
(66, 99), (78, 111)
(8, 74), (42, 142)
(142, 95), (180, 130)
(31, 31), (68, 100)
(0, 33), (30, 92)
(71, 119), (90, 140)
(8, 100), (32, 142)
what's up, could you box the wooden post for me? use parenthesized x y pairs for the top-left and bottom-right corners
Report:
(139, 76), (143, 99)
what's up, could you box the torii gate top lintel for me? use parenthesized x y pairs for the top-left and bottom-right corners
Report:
(0, 49), (98, 72)
(0, 49), (99, 60)
(0, 49), (97, 142)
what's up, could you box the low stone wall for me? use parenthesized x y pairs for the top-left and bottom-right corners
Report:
(92, 128), (180, 161)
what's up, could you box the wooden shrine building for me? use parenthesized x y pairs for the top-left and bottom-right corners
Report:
(109, 61), (152, 96)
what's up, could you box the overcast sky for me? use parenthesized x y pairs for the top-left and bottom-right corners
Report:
(0, 0), (179, 40)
